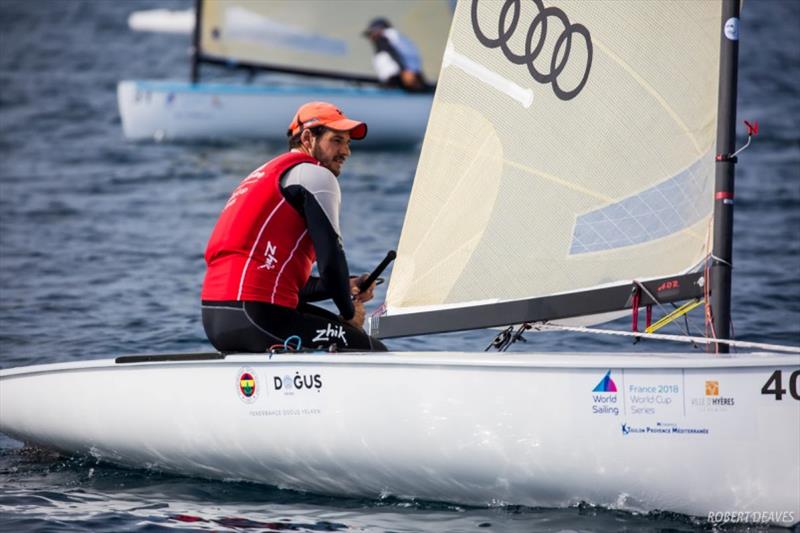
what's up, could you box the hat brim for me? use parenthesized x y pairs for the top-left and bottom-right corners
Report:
(327, 118), (368, 140)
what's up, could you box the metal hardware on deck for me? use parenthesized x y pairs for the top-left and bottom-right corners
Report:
(485, 323), (530, 352)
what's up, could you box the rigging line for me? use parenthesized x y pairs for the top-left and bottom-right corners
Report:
(646, 299), (704, 334)
(592, 37), (705, 156)
(632, 280), (669, 315)
(531, 323), (800, 354)
(703, 218), (718, 350)
(632, 279), (701, 340)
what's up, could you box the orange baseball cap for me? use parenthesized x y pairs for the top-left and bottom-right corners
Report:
(286, 101), (368, 140)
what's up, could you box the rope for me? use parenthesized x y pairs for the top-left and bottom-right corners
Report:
(284, 335), (302, 351)
(530, 323), (800, 354)
(268, 335), (303, 356)
(646, 299), (703, 334)
(632, 278), (702, 340)
(704, 222), (719, 352)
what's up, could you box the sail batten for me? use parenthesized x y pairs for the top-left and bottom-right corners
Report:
(381, 0), (723, 336)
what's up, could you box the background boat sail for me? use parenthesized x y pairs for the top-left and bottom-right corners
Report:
(2, 0), (799, 526)
(117, 0), (452, 146)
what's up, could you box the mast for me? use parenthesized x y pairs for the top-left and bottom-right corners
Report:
(190, 0), (202, 84)
(710, 0), (741, 353)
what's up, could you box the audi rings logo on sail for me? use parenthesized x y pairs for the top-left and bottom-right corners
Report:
(471, 0), (592, 101)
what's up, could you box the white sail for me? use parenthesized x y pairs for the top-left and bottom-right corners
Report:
(198, 0), (452, 82)
(386, 1), (722, 320)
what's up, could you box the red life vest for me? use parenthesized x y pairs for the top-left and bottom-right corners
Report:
(201, 152), (319, 307)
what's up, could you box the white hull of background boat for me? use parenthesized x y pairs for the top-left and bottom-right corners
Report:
(127, 9), (194, 34)
(2, 351), (798, 524)
(117, 80), (433, 147)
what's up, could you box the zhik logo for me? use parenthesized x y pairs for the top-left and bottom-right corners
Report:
(258, 241), (278, 270)
(313, 323), (347, 345)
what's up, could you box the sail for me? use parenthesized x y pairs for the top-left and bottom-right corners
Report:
(383, 0), (723, 330)
(197, 0), (452, 82)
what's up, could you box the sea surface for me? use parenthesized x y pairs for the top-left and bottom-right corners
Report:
(1, 1), (798, 531)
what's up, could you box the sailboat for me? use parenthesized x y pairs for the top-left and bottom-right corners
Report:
(3, 0), (799, 525)
(117, 0), (452, 147)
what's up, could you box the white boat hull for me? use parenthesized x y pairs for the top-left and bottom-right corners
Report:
(117, 80), (433, 147)
(1, 351), (798, 524)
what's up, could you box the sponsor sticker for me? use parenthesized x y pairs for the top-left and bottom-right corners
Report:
(236, 368), (259, 403)
(724, 17), (739, 41)
(273, 372), (323, 395)
(621, 421), (709, 436)
(689, 378), (736, 412)
(591, 370), (620, 416)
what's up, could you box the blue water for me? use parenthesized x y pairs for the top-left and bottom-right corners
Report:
(1, 0), (798, 531)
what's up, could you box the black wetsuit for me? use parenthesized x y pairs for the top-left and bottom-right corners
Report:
(202, 152), (387, 353)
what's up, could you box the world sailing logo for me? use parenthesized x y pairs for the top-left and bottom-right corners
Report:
(591, 370), (618, 415)
(470, 0), (593, 101)
(593, 370), (618, 392)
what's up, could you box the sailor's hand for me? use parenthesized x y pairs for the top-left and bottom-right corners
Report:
(400, 70), (422, 90)
(350, 273), (375, 303)
(345, 300), (366, 329)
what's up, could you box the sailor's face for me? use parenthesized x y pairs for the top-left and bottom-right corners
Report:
(311, 129), (351, 177)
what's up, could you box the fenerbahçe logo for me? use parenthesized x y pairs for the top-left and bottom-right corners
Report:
(236, 368), (259, 403)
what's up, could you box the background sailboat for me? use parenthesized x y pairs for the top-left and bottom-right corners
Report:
(1, 0), (799, 527)
(117, 0), (452, 146)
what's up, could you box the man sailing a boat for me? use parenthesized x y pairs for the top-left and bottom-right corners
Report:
(201, 101), (387, 353)
(363, 17), (431, 92)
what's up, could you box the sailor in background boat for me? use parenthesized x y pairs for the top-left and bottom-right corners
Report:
(201, 101), (387, 353)
(362, 17), (431, 92)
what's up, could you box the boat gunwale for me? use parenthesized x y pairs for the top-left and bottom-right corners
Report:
(1, 351), (797, 379)
(119, 79), (432, 98)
